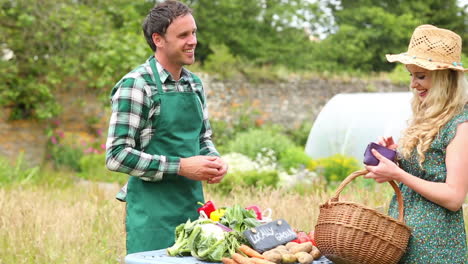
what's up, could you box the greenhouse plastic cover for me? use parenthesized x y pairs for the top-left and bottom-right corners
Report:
(305, 92), (413, 162)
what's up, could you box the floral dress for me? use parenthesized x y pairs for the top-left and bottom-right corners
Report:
(388, 106), (468, 264)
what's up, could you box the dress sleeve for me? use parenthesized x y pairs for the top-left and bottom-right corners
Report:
(441, 108), (468, 146)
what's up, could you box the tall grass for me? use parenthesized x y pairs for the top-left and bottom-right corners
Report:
(0, 175), (397, 264)
(204, 179), (394, 232)
(0, 184), (125, 264)
(1, 168), (468, 263)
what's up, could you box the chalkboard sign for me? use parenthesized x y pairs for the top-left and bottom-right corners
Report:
(242, 219), (297, 253)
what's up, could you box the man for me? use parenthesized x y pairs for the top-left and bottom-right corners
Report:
(105, 0), (228, 254)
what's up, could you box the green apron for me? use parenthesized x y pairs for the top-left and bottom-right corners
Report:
(126, 57), (205, 254)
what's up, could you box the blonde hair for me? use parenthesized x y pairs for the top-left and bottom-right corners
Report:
(398, 70), (468, 166)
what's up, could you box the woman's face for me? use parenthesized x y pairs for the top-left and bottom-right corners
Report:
(406, 64), (432, 101)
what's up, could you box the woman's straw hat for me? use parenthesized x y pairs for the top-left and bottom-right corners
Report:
(386, 25), (467, 72)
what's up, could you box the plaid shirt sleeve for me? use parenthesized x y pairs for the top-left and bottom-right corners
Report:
(105, 76), (180, 182)
(192, 77), (220, 157)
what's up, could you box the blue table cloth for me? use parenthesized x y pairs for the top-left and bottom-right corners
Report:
(125, 249), (333, 264)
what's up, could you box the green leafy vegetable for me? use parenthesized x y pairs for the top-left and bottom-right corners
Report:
(166, 204), (262, 262)
(220, 204), (260, 233)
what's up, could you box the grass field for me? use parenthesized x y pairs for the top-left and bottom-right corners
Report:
(2, 166), (468, 264)
(0, 176), (402, 264)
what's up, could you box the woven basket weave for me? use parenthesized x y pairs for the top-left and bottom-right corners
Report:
(315, 170), (411, 264)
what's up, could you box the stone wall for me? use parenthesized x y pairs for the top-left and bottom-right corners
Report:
(0, 108), (47, 167)
(0, 76), (407, 166)
(204, 75), (407, 129)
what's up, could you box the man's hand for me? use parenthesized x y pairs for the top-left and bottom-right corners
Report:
(178, 156), (223, 181)
(206, 157), (228, 184)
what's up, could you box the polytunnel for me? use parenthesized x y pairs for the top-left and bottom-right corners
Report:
(305, 92), (413, 162)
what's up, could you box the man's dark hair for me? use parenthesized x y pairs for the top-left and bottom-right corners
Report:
(142, 0), (192, 52)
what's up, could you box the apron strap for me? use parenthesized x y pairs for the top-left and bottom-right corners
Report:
(190, 73), (205, 106)
(149, 56), (164, 94)
(191, 73), (202, 85)
(150, 57), (204, 106)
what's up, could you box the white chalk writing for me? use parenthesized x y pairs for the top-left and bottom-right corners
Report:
(248, 226), (296, 245)
(274, 229), (296, 242)
(248, 226), (275, 245)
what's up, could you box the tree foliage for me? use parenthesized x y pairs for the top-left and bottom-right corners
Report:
(318, 0), (467, 72)
(312, 7), (418, 72)
(0, 0), (153, 119)
(190, 0), (321, 68)
(0, 0), (467, 119)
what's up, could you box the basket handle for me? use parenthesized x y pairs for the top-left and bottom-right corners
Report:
(329, 169), (405, 222)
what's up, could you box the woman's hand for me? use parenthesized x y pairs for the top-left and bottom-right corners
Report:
(364, 148), (403, 183)
(377, 136), (398, 150)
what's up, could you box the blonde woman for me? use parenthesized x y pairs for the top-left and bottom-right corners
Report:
(365, 25), (468, 263)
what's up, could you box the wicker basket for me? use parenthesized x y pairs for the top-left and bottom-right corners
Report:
(315, 170), (411, 264)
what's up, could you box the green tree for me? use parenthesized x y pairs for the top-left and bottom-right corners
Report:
(190, 0), (322, 69)
(0, 0), (152, 120)
(313, 7), (417, 72)
(317, 0), (467, 72)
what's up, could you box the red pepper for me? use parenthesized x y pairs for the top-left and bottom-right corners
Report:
(197, 201), (216, 218)
(291, 231), (312, 244)
(308, 231), (317, 246)
(245, 205), (262, 220)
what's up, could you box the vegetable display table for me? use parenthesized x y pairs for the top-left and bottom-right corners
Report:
(125, 249), (212, 264)
(125, 249), (333, 264)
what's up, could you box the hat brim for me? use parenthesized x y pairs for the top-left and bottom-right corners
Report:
(386, 53), (467, 72)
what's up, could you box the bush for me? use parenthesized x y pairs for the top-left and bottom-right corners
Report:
(210, 120), (234, 155)
(387, 63), (410, 86)
(278, 167), (324, 194)
(221, 153), (257, 173)
(278, 146), (312, 171)
(49, 144), (83, 172)
(209, 170), (279, 196)
(210, 103), (265, 154)
(226, 128), (295, 160)
(315, 154), (362, 183)
(78, 153), (127, 184)
(203, 44), (239, 79)
(46, 127), (106, 172)
(283, 121), (313, 147)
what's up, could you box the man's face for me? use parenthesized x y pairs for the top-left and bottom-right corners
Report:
(157, 14), (197, 67)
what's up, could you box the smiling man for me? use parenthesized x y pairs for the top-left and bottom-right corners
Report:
(105, 0), (228, 254)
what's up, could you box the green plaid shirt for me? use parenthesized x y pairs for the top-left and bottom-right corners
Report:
(106, 56), (219, 182)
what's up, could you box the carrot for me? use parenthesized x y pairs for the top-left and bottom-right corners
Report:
(222, 257), (238, 264)
(250, 257), (277, 264)
(238, 244), (265, 259)
(232, 252), (253, 264)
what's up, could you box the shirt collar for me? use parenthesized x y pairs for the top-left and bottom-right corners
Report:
(149, 56), (190, 84)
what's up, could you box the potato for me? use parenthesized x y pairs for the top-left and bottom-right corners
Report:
(275, 245), (288, 252)
(262, 251), (282, 264)
(311, 246), (322, 260)
(294, 252), (310, 258)
(289, 242), (313, 254)
(285, 241), (299, 250)
(281, 253), (297, 264)
(295, 252), (314, 264)
(270, 248), (289, 256)
(250, 258), (277, 264)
